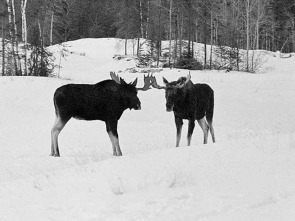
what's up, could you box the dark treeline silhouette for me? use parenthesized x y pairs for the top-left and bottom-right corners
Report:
(0, 0), (295, 75)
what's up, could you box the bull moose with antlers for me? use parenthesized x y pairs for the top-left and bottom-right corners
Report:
(151, 73), (215, 146)
(51, 72), (153, 157)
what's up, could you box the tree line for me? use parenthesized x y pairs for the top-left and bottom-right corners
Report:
(0, 0), (295, 75)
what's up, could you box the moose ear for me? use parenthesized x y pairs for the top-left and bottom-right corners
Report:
(163, 77), (169, 85)
(131, 78), (138, 87)
(120, 77), (127, 85)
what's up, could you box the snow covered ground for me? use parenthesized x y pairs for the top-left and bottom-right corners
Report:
(1, 38), (295, 220)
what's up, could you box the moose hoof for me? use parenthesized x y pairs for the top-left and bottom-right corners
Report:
(113, 152), (122, 157)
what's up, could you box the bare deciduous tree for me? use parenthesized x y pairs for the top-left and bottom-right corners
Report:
(21, 0), (28, 75)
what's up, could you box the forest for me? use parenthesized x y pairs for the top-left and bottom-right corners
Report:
(0, 0), (295, 76)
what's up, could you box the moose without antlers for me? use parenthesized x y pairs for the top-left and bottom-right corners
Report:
(51, 72), (153, 157)
(152, 73), (215, 146)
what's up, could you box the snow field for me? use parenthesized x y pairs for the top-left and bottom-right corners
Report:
(0, 38), (295, 220)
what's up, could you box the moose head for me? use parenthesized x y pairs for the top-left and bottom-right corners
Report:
(151, 73), (192, 112)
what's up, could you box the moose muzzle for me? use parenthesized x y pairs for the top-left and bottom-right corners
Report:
(166, 104), (173, 112)
(135, 103), (141, 110)
(132, 99), (141, 110)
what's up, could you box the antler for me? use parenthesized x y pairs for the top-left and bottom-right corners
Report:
(151, 73), (191, 90)
(110, 72), (121, 84)
(110, 72), (154, 91)
(136, 74), (154, 91)
(151, 75), (166, 90)
(175, 73), (191, 88)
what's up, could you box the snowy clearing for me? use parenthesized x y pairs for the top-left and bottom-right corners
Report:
(1, 38), (295, 220)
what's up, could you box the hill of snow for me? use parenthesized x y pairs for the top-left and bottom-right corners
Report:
(1, 38), (295, 220)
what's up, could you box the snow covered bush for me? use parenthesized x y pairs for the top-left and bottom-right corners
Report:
(213, 45), (240, 71)
(175, 52), (203, 70)
(27, 45), (55, 77)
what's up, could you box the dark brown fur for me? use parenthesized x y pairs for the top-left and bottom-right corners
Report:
(51, 79), (140, 157)
(161, 76), (215, 146)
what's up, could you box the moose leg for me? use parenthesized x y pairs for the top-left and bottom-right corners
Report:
(197, 117), (209, 144)
(187, 119), (195, 146)
(51, 116), (69, 157)
(207, 119), (216, 143)
(175, 116), (183, 147)
(106, 120), (122, 156)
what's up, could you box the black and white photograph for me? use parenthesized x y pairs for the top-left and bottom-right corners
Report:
(1, 0), (295, 220)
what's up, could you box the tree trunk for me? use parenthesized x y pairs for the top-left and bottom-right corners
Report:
(178, 11), (183, 59)
(125, 37), (127, 55)
(38, 21), (43, 46)
(236, 42), (240, 71)
(272, 24), (275, 51)
(174, 12), (178, 66)
(203, 6), (207, 67)
(50, 10), (54, 45)
(38, 20), (45, 76)
(156, 41), (160, 67)
(188, 0), (191, 57)
(215, 20), (218, 45)
(256, 0), (260, 50)
(194, 17), (198, 57)
(139, 0), (144, 38)
(192, 31), (195, 58)
(21, 0), (27, 42)
(146, 0), (150, 38)
(137, 37), (140, 56)
(246, 0), (250, 72)
(11, 0), (22, 75)
(156, 3), (161, 67)
(168, 0), (172, 68)
(21, 0), (28, 75)
(209, 12), (213, 69)
(256, 19), (259, 50)
(6, 0), (18, 75)
(2, 19), (5, 76)
(251, 32), (257, 72)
